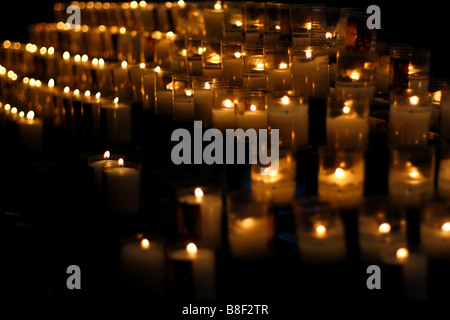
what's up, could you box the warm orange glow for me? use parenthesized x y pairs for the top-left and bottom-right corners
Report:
(378, 222), (391, 234)
(223, 99), (233, 108)
(140, 238), (150, 250)
(305, 49), (312, 60)
(279, 62), (288, 69)
(335, 167), (345, 178)
(185, 89), (193, 97)
(121, 61), (128, 68)
(281, 95), (290, 105)
(241, 218), (254, 229)
(442, 222), (450, 232)
(85, 90), (91, 97)
(48, 79), (55, 88)
(26, 111), (35, 120)
(410, 95), (419, 105)
(396, 247), (409, 260)
(186, 242), (198, 254)
(104, 151), (110, 159)
(250, 104), (257, 112)
(114, 97), (119, 104)
(194, 187), (204, 198)
(315, 224), (327, 236)
(118, 158), (124, 166)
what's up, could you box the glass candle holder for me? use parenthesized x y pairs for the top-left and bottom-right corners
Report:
(186, 37), (204, 76)
(223, 1), (244, 41)
(421, 197), (450, 258)
(389, 47), (431, 91)
(267, 91), (309, 149)
(211, 82), (238, 132)
(167, 241), (216, 300)
(326, 92), (370, 150)
(227, 191), (274, 260)
(428, 78), (447, 132)
(243, 43), (266, 90)
(81, 90), (102, 137)
(293, 198), (346, 264)
(155, 69), (174, 117)
(176, 186), (223, 249)
(358, 196), (407, 262)
(173, 75), (195, 121)
(336, 7), (377, 52)
(202, 1), (225, 39)
(91, 58), (114, 98)
(251, 149), (297, 205)
(112, 61), (132, 100)
(193, 77), (214, 127)
(439, 86), (450, 141)
(318, 147), (365, 208)
(170, 36), (188, 74)
(437, 143), (450, 199)
(234, 89), (268, 131)
(264, 46), (291, 92)
(103, 158), (142, 215)
(202, 40), (223, 79)
(221, 41), (244, 84)
(387, 89), (433, 146)
(244, 2), (265, 43)
(290, 5), (327, 48)
(142, 65), (159, 112)
(263, 3), (291, 46)
(290, 46), (329, 99)
(388, 146), (435, 207)
(154, 31), (175, 68)
(335, 50), (377, 101)
(120, 233), (166, 295)
(87, 151), (123, 197)
(100, 97), (132, 144)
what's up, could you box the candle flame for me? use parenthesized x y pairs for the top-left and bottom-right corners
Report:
(350, 71), (360, 81)
(4, 104), (10, 111)
(235, 20), (242, 27)
(177, 0), (185, 6)
(35, 80), (42, 87)
(223, 99), (233, 108)
(96, 92), (101, 99)
(326, 32), (332, 39)
(234, 52), (242, 59)
(11, 107), (17, 114)
(408, 167), (420, 179)
(305, 49), (312, 60)
(281, 95), (290, 105)
(74, 89), (80, 95)
(378, 222), (391, 234)
(121, 61), (128, 68)
(185, 89), (193, 97)
(250, 104), (257, 112)
(48, 47), (55, 55)
(74, 54), (81, 62)
(214, 2), (222, 10)
(241, 218), (254, 229)
(155, 66), (161, 72)
(204, 82), (211, 90)
(48, 79), (55, 88)
(186, 242), (198, 254)
(140, 62), (146, 69)
(275, 25), (281, 30)
(26, 111), (35, 120)
(81, 54), (89, 62)
(410, 95), (419, 105)
(29, 78), (36, 86)
(19, 111), (24, 118)
(92, 58), (98, 65)
(194, 187), (204, 198)
(442, 222), (450, 232)
(279, 62), (288, 69)
(140, 238), (150, 250)
(99, 58), (105, 66)
(334, 167), (345, 178)
(104, 151), (110, 159)
(315, 224), (327, 236)
(63, 51), (70, 60)
(396, 247), (409, 260)
(118, 158), (124, 166)
(343, 106), (351, 114)
(114, 97), (119, 104)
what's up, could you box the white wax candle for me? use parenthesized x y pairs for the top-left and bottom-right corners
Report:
(168, 244), (216, 299)
(222, 58), (243, 83)
(155, 90), (173, 116)
(101, 98), (132, 144)
(18, 111), (43, 153)
(235, 110), (267, 131)
(318, 163), (365, 208)
(291, 56), (329, 98)
(143, 71), (156, 111)
(245, 73), (266, 90)
(104, 161), (141, 215)
(266, 69), (291, 92)
(228, 217), (273, 259)
(388, 102), (432, 146)
(194, 87), (213, 127)
(334, 82), (376, 101)
(121, 237), (165, 293)
(326, 113), (369, 150)
(212, 108), (235, 132)
(438, 158), (450, 198)
(297, 223), (346, 264)
(389, 165), (434, 207)
(178, 192), (223, 249)
(268, 102), (308, 148)
(173, 100), (195, 121)
(421, 222), (450, 258)
(203, 8), (225, 39)
(113, 64), (132, 100)
(88, 152), (120, 195)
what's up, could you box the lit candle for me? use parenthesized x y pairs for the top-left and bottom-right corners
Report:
(251, 152), (296, 205)
(234, 90), (268, 131)
(267, 93), (309, 148)
(103, 158), (142, 215)
(265, 62), (291, 92)
(112, 61), (132, 100)
(177, 187), (223, 249)
(87, 151), (122, 196)
(388, 90), (433, 146)
(318, 148), (365, 208)
(194, 80), (213, 127)
(92, 58), (114, 97)
(202, 1), (225, 39)
(120, 234), (165, 294)
(82, 91), (102, 137)
(326, 97), (369, 150)
(211, 98), (235, 132)
(168, 242), (216, 299)
(291, 47), (329, 98)
(100, 97), (132, 144)
(173, 87), (195, 121)
(155, 70), (174, 117)
(421, 217), (450, 258)
(18, 110), (43, 153)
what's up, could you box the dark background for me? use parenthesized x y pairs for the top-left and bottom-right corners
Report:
(0, 1), (446, 78)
